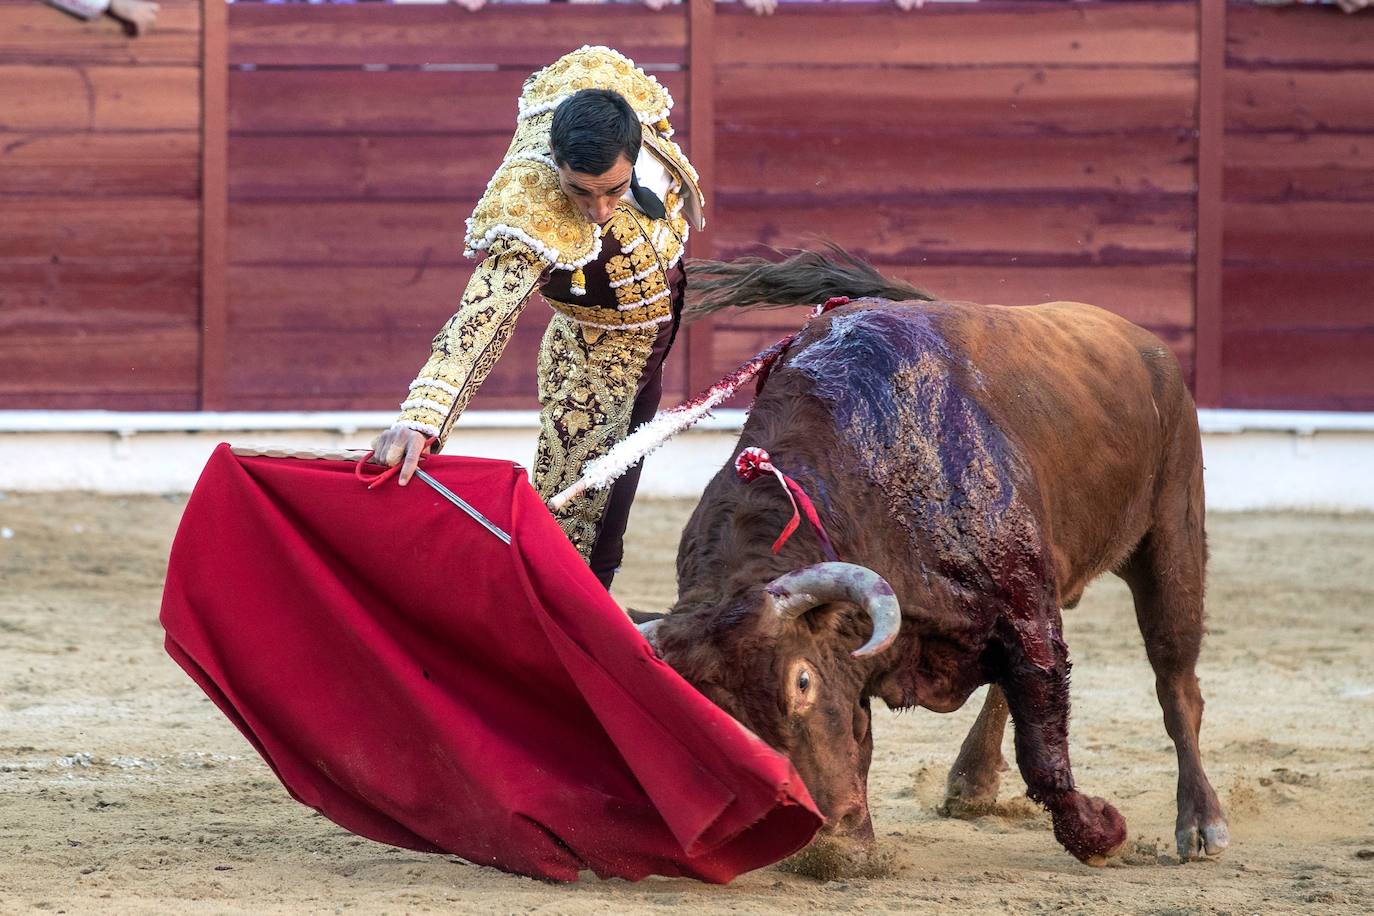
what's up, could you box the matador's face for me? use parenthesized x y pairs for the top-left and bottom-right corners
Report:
(554, 153), (634, 226)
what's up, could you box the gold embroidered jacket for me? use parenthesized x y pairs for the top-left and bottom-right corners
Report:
(398, 46), (705, 449)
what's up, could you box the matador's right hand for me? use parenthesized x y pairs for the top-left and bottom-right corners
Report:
(370, 425), (429, 486)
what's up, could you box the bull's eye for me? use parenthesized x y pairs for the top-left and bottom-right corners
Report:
(797, 670), (810, 692)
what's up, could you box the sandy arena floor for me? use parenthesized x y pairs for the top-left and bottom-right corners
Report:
(1, 491), (1372, 914)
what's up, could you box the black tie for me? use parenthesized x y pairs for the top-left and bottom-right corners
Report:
(629, 169), (666, 220)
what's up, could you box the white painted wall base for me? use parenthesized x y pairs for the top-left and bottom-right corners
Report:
(0, 410), (1371, 511)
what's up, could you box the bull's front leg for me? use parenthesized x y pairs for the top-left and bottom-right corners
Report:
(1000, 636), (1127, 865)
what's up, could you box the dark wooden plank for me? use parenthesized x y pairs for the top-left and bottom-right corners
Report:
(684, 0), (716, 398)
(0, 65), (199, 131)
(2, 196), (199, 259)
(1222, 266), (1374, 331)
(229, 69), (689, 134)
(0, 391), (199, 410)
(223, 320), (548, 409)
(1222, 201), (1374, 266)
(229, 5), (687, 67)
(716, 65), (1196, 135)
(0, 327), (200, 398)
(1227, 3), (1374, 70)
(885, 264), (1196, 330)
(716, 129), (1195, 195)
(228, 264), (477, 331)
(1222, 329), (1374, 411)
(1224, 133), (1374, 203)
(712, 195), (1196, 266)
(717, 1), (1197, 67)
(228, 200), (466, 265)
(0, 130), (198, 197)
(0, 260), (199, 329)
(1195, 0), (1225, 407)
(0, 2), (200, 66)
(1226, 70), (1374, 132)
(229, 133), (509, 201)
(203, 0), (228, 410)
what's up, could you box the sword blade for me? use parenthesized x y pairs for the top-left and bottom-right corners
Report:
(413, 468), (512, 545)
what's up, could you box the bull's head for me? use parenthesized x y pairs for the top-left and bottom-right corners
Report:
(645, 562), (901, 865)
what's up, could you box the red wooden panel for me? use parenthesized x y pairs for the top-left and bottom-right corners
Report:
(1226, 4), (1374, 69)
(0, 2), (200, 66)
(717, 1), (1197, 67)
(1221, 267), (1374, 331)
(0, 327), (200, 400)
(223, 317), (548, 409)
(1222, 201), (1374, 266)
(883, 264), (1196, 329)
(228, 265), (477, 332)
(716, 65), (1196, 135)
(0, 391), (199, 410)
(229, 5), (687, 67)
(202, 0), (228, 411)
(0, 131), (198, 198)
(0, 260), (199, 329)
(1222, 329), (1374, 411)
(1225, 70), (1374, 133)
(1224, 133), (1374, 203)
(229, 69), (688, 134)
(229, 133), (509, 201)
(712, 195), (1195, 265)
(229, 200), (465, 265)
(2, 197), (199, 259)
(0, 65), (199, 131)
(716, 129), (1195, 196)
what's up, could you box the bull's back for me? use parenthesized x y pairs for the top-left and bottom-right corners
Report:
(777, 299), (1191, 601)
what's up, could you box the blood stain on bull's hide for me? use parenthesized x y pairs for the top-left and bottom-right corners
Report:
(785, 306), (1056, 661)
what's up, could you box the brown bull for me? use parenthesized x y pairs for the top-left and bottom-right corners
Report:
(640, 250), (1228, 868)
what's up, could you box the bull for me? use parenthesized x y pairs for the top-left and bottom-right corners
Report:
(638, 249), (1229, 869)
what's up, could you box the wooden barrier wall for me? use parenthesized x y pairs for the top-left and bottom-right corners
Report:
(0, 0), (203, 409)
(1221, 3), (1374, 410)
(1, 0), (1371, 414)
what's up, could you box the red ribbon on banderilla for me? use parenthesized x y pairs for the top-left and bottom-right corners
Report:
(734, 447), (839, 560)
(548, 297), (851, 513)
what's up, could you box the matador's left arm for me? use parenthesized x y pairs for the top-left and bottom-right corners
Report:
(396, 239), (547, 451)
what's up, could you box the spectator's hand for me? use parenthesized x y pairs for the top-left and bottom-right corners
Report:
(371, 425), (429, 487)
(108, 0), (159, 34)
(893, 0), (927, 10)
(643, 0), (672, 10)
(453, 0), (486, 11)
(740, 0), (777, 15)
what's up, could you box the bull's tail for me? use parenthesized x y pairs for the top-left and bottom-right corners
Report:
(683, 242), (932, 323)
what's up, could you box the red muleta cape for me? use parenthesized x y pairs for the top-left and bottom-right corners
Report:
(160, 444), (821, 882)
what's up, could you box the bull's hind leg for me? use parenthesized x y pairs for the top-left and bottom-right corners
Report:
(1118, 497), (1229, 861)
(1000, 633), (1128, 865)
(941, 686), (1010, 818)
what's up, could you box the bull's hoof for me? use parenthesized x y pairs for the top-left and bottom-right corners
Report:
(1049, 793), (1129, 865)
(777, 836), (896, 881)
(940, 770), (1005, 820)
(1176, 819), (1230, 862)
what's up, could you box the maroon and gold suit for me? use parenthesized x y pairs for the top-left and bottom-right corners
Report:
(394, 47), (705, 583)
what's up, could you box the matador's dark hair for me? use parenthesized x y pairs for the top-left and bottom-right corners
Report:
(550, 89), (641, 176)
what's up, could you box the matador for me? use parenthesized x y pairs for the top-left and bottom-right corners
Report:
(373, 46), (705, 589)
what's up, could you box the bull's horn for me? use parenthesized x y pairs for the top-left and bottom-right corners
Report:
(762, 562), (901, 658)
(637, 618), (665, 652)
